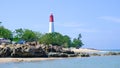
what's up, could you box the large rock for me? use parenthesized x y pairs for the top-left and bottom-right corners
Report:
(0, 47), (12, 57)
(62, 50), (75, 54)
(48, 52), (68, 57)
(11, 45), (47, 57)
(78, 52), (90, 57)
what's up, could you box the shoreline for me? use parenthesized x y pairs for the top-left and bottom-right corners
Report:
(0, 48), (100, 63)
(0, 58), (64, 63)
(69, 48), (101, 53)
(0, 48), (119, 63)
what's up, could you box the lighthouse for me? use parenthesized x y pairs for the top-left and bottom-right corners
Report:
(49, 13), (54, 33)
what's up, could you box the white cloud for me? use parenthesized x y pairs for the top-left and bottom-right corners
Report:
(75, 28), (98, 33)
(55, 22), (84, 27)
(55, 22), (99, 33)
(99, 16), (120, 23)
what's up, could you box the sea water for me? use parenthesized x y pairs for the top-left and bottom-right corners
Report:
(0, 56), (120, 68)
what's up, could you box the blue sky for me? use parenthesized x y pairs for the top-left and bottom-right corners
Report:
(0, 0), (120, 49)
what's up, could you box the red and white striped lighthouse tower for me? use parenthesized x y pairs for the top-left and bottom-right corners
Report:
(49, 13), (54, 33)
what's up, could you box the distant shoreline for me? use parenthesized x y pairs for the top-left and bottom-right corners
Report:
(69, 48), (101, 53)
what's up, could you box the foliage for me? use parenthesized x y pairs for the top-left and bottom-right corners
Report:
(0, 26), (12, 39)
(13, 28), (42, 42)
(0, 22), (84, 48)
(39, 32), (64, 46)
(13, 28), (24, 42)
(34, 32), (43, 39)
(22, 29), (38, 42)
(62, 35), (71, 48)
(71, 34), (84, 48)
(39, 32), (83, 48)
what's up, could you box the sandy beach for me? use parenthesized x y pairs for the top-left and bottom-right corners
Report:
(0, 58), (63, 63)
(63, 48), (101, 53)
(72, 48), (100, 53)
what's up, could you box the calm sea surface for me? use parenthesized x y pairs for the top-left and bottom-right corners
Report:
(0, 56), (120, 68)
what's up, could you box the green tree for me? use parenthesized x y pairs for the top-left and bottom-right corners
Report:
(0, 26), (12, 39)
(78, 34), (82, 40)
(71, 34), (84, 48)
(39, 33), (52, 45)
(13, 28), (42, 42)
(39, 32), (64, 46)
(13, 28), (24, 42)
(34, 31), (43, 40)
(39, 32), (84, 48)
(22, 29), (37, 42)
(62, 35), (71, 48)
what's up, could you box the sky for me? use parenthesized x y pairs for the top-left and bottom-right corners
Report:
(0, 0), (120, 49)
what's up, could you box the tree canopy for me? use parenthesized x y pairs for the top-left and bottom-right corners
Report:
(13, 28), (24, 42)
(39, 32), (64, 46)
(70, 34), (84, 48)
(0, 26), (12, 39)
(22, 29), (38, 42)
(39, 32), (83, 48)
(13, 28), (42, 42)
(0, 22), (84, 48)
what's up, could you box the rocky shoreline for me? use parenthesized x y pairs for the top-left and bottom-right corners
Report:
(0, 44), (90, 58)
(89, 51), (120, 56)
(0, 44), (120, 63)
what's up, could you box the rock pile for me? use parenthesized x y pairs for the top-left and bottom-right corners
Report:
(0, 44), (90, 58)
(0, 44), (47, 57)
(103, 52), (120, 56)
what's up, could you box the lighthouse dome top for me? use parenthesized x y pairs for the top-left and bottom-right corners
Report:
(49, 13), (54, 22)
